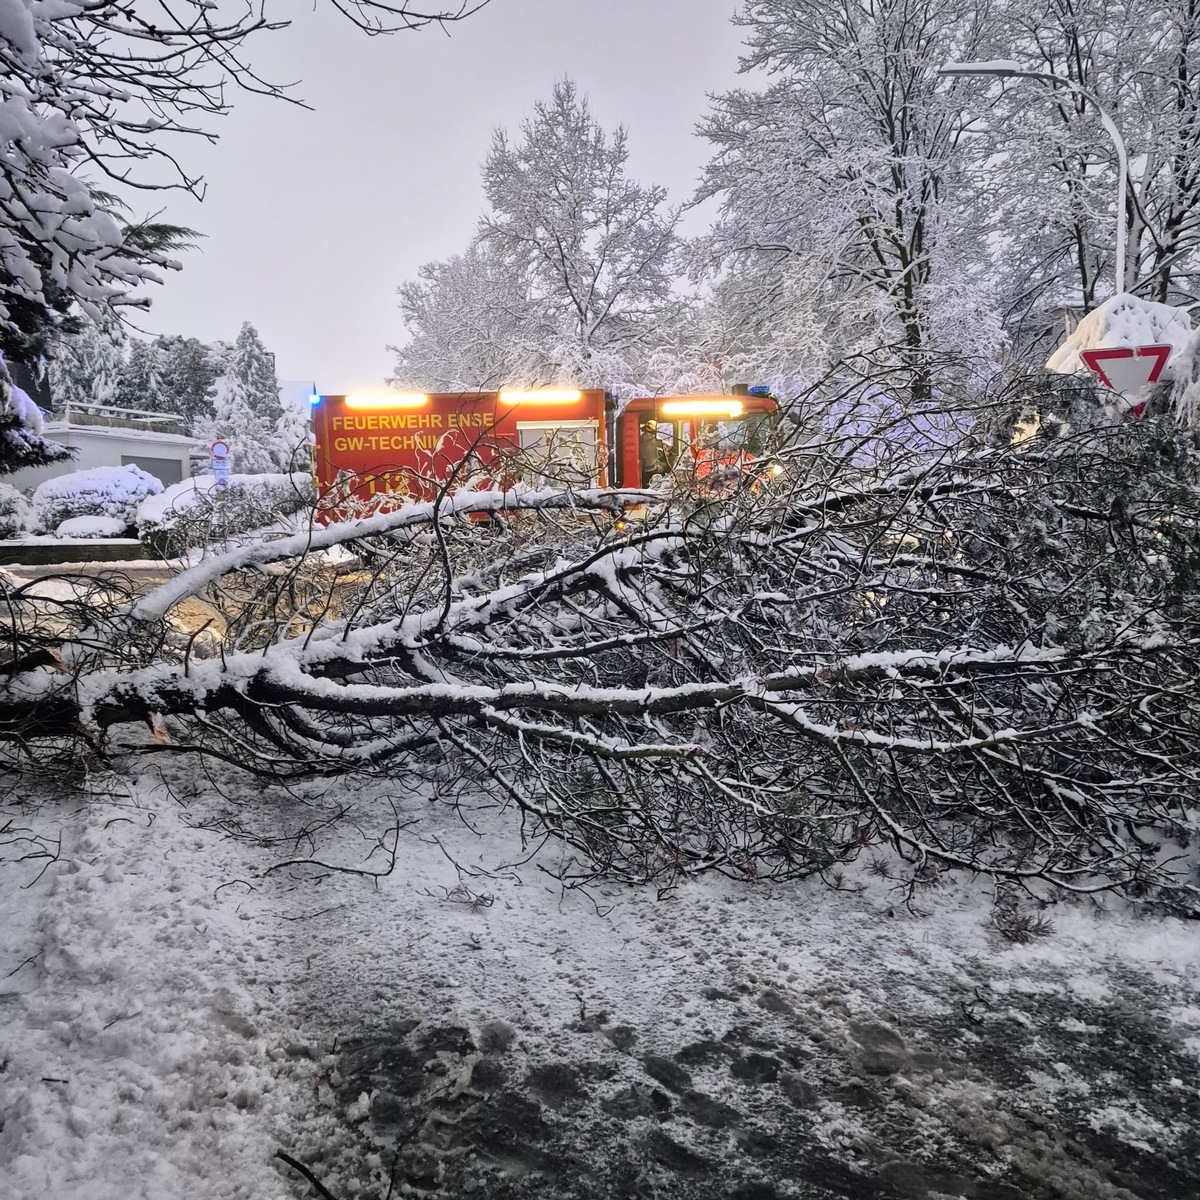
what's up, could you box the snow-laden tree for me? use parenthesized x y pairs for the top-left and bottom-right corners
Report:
(2, 380), (1197, 913)
(394, 79), (684, 398)
(48, 317), (125, 413)
(154, 335), (220, 428)
(390, 242), (541, 391)
(957, 0), (1200, 361)
(114, 338), (164, 414)
(196, 324), (283, 473)
(697, 0), (1002, 400)
(0, 353), (70, 473)
(197, 377), (278, 476)
(473, 78), (683, 397)
(229, 322), (282, 425)
(0, 1), (490, 381)
(1127, 2), (1200, 304)
(272, 393), (314, 474)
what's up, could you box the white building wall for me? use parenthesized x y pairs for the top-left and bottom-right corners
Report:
(8, 424), (197, 494)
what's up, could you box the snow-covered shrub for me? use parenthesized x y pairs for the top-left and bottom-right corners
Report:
(54, 515), (129, 539)
(137, 472), (315, 557)
(32, 465), (163, 533)
(0, 481), (33, 538)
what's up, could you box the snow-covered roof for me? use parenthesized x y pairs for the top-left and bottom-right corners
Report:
(43, 422), (197, 447)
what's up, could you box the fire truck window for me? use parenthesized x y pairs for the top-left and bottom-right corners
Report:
(698, 415), (771, 455)
(517, 423), (600, 488)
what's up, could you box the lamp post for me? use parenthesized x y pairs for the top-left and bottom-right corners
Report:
(940, 59), (1130, 295)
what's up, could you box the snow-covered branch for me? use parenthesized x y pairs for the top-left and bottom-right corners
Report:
(3, 414), (1197, 910)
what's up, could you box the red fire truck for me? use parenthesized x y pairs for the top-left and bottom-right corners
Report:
(309, 386), (778, 508)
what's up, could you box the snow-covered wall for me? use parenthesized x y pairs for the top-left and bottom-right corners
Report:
(6, 422), (196, 495)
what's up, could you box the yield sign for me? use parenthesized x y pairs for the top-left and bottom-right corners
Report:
(1079, 345), (1172, 396)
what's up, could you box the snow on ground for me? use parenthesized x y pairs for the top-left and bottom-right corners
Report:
(0, 772), (302, 1200)
(1, 764), (1198, 1200)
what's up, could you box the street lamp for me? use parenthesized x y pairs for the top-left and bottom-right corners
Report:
(940, 59), (1130, 295)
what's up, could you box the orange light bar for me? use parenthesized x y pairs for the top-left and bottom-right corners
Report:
(345, 393), (429, 409)
(660, 398), (745, 419)
(499, 389), (584, 404)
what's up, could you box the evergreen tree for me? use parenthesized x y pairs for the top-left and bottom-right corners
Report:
(195, 377), (278, 475)
(225, 323), (282, 424)
(0, 237), (83, 379)
(154, 335), (220, 430)
(0, 354), (72, 475)
(195, 324), (284, 473)
(49, 319), (126, 413)
(115, 339), (165, 413)
(272, 395), (314, 473)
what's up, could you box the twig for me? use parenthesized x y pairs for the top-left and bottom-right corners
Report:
(274, 1149), (341, 1200)
(214, 878), (258, 898)
(6, 948), (43, 977)
(263, 819), (413, 884)
(276, 904), (348, 922)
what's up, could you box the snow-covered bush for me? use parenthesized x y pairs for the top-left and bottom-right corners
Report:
(137, 472), (315, 558)
(0, 481), (33, 539)
(32, 465), (163, 534)
(54, 515), (129, 540)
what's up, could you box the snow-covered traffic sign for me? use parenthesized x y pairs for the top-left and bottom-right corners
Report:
(1045, 296), (1193, 419)
(210, 440), (231, 488)
(1079, 345), (1172, 397)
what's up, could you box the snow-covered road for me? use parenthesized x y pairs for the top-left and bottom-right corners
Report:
(0, 772), (309, 1199)
(2, 766), (1198, 1199)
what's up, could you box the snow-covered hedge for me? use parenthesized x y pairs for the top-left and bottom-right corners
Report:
(0, 481), (33, 539)
(54, 514), (129, 539)
(32, 465), (163, 533)
(137, 472), (315, 557)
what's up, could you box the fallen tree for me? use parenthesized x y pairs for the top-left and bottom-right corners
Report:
(2, 409), (1198, 912)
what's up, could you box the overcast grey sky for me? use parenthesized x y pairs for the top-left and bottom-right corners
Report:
(136, 0), (746, 392)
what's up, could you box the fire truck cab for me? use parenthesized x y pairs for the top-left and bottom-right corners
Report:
(614, 387), (779, 490)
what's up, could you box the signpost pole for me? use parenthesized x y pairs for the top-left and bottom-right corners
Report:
(210, 440), (231, 490)
(940, 60), (1131, 293)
